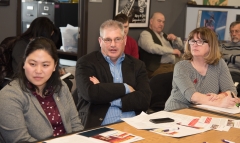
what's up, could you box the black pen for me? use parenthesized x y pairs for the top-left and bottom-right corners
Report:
(231, 92), (240, 108)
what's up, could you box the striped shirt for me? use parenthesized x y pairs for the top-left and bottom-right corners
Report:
(101, 53), (135, 125)
(164, 59), (237, 111)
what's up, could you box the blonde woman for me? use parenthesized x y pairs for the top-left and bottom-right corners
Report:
(164, 27), (240, 111)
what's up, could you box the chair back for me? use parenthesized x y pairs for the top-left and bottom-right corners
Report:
(138, 46), (162, 72)
(149, 72), (173, 111)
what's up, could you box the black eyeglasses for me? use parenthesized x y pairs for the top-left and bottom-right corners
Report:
(188, 39), (208, 46)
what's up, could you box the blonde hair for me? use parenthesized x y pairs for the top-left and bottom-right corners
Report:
(183, 27), (221, 65)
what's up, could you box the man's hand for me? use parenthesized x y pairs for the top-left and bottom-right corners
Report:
(172, 49), (181, 57)
(167, 34), (177, 41)
(127, 84), (135, 92)
(89, 76), (100, 84)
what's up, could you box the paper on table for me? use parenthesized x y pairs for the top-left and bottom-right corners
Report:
(45, 134), (97, 143)
(122, 111), (211, 138)
(196, 104), (240, 114)
(121, 112), (174, 129)
(198, 116), (232, 131)
(150, 125), (203, 138)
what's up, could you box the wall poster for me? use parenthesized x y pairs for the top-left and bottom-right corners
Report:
(114, 0), (151, 28)
(197, 10), (228, 40)
(203, 0), (228, 6)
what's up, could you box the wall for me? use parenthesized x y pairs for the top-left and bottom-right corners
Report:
(195, 0), (240, 5)
(0, 0), (17, 42)
(87, 0), (189, 54)
(1, 0), (240, 54)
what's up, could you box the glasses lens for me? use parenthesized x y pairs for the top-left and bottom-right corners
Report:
(189, 40), (205, 45)
(189, 40), (195, 45)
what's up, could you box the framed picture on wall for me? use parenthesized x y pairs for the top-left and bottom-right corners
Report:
(202, 0), (228, 6)
(197, 10), (227, 40)
(236, 15), (240, 21)
(114, 0), (151, 28)
(0, 0), (10, 6)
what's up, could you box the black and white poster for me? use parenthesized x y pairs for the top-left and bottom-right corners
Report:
(114, 0), (150, 28)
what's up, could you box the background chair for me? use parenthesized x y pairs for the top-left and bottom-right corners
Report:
(0, 36), (17, 90)
(148, 72), (173, 112)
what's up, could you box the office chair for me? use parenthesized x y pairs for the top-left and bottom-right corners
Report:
(148, 72), (173, 112)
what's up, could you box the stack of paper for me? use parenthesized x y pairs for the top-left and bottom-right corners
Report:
(121, 111), (211, 137)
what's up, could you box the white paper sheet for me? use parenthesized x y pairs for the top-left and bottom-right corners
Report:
(122, 111), (211, 137)
(196, 104), (240, 114)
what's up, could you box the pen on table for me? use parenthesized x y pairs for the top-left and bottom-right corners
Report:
(231, 92), (240, 108)
(176, 123), (203, 129)
(222, 139), (235, 143)
(162, 127), (180, 132)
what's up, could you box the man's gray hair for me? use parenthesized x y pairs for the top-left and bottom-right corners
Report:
(230, 21), (240, 30)
(99, 19), (125, 37)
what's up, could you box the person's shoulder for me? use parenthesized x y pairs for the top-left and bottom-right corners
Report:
(175, 60), (191, 68)
(140, 29), (150, 34)
(176, 60), (189, 65)
(127, 35), (135, 40)
(125, 54), (142, 63)
(13, 39), (29, 51)
(126, 36), (137, 43)
(217, 58), (226, 66)
(14, 38), (28, 46)
(58, 80), (70, 94)
(78, 51), (101, 61)
(0, 80), (24, 98)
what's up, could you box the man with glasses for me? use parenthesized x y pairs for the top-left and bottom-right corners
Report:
(75, 20), (151, 129)
(138, 12), (184, 78)
(221, 21), (240, 83)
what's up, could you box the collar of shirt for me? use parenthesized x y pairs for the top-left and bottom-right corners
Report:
(102, 53), (125, 66)
(102, 52), (125, 83)
(154, 31), (163, 38)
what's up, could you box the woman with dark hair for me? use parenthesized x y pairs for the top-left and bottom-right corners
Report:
(164, 27), (240, 111)
(0, 37), (83, 143)
(12, 17), (59, 73)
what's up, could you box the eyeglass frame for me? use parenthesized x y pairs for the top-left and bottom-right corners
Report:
(230, 30), (240, 34)
(188, 39), (208, 46)
(100, 36), (125, 44)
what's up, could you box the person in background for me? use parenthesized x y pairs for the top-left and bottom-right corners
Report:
(221, 21), (240, 82)
(138, 12), (183, 78)
(113, 13), (139, 59)
(11, 16), (72, 90)
(164, 27), (240, 111)
(0, 37), (83, 143)
(75, 20), (151, 129)
(12, 17), (59, 73)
